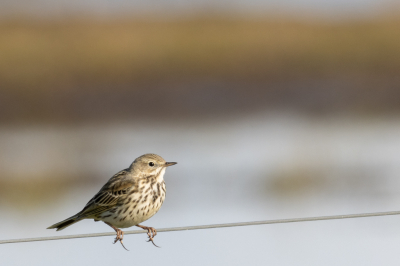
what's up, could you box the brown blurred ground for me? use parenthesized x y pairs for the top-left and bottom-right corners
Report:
(0, 16), (400, 124)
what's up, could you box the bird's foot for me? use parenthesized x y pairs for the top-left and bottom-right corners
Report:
(136, 225), (159, 247)
(113, 229), (129, 251)
(104, 222), (129, 251)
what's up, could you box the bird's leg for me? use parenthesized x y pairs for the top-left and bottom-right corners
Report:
(104, 222), (129, 251)
(136, 224), (159, 247)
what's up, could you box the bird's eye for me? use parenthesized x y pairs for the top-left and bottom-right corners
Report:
(149, 162), (155, 167)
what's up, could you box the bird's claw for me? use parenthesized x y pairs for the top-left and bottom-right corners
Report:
(137, 225), (160, 248)
(111, 228), (129, 251)
(146, 237), (160, 247)
(146, 227), (160, 247)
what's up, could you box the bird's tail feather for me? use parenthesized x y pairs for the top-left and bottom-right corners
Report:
(47, 214), (83, 231)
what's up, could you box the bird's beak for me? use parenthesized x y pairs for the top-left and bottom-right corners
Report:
(165, 162), (177, 167)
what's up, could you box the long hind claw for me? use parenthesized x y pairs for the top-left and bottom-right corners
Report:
(105, 222), (129, 251)
(146, 234), (160, 248)
(118, 239), (129, 251)
(113, 230), (129, 251)
(137, 225), (160, 248)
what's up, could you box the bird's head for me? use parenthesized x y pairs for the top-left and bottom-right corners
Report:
(130, 153), (177, 177)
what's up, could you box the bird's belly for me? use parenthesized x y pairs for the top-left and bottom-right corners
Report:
(99, 191), (166, 229)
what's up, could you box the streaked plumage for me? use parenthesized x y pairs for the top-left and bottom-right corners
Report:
(47, 153), (177, 249)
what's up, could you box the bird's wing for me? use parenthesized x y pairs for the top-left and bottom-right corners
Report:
(77, 169), (136, 218)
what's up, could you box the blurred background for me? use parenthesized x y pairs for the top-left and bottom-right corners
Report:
(1, 0), (400, 265)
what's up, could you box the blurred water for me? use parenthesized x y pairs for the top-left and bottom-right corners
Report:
(2, 113), (400, 265)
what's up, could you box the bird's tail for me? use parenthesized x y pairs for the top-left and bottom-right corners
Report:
(47, 214), (84, 231)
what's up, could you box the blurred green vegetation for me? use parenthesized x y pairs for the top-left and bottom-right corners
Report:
(0, 16), (400, 123)
(1, 16), (399, 91)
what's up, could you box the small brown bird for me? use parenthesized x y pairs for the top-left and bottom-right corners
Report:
(47, 153), (177, 250)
